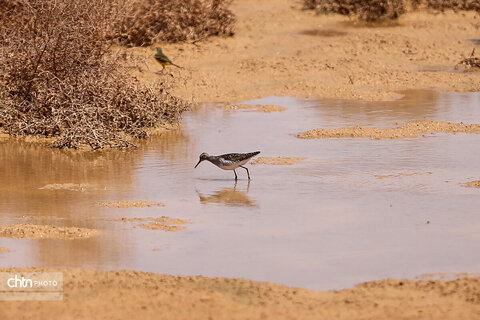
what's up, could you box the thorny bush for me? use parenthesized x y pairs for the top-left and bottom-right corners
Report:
(304, 0), (407, 21)
(0, 0), (190, 149)
(422, 0), (480, 12)
(118, 0), (236, 46)
(303, 0), (479, 20)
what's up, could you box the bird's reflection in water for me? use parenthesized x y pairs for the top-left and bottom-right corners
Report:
(197, 180), (257, 207)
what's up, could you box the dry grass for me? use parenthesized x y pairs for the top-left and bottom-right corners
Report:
(0, 0), (191, 149)
(303, 0), (479, 21)
(456, 49), (480, 71)
(423, 0), (480, 12)
(304, 0), (407, 21)
(118, 0), (236, 46)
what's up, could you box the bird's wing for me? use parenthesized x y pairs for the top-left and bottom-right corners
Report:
(154, 53), (172, 63)
(220, 153), (243, 161)
(220, 152), (260, 162)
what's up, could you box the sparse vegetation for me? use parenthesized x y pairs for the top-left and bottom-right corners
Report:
(0, 0), (224, 149)
(456, 50), (480, 70)
(303, 0), (479, 21)
(118, 0), (236, 46)
(423, 0), (480, 12)
(303, 0), (407, 21)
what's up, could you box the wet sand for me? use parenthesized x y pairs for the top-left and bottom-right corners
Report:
(38, 183), (95, 192)
(114, 217), (189, 231)
(0, 224), (100, 240)
(1, 268), (479, 320)
(251, 156), (306, 165)
(297, 120), (480, 139)
(140, 222), (186, 231)
(99, 201), (165, 208)
(464, 180), (480, 188)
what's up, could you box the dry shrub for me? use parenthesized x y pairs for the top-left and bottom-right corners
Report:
(423, 0), (480, 12)
(118, 0), (236, 46)
(455, 50), (480, 70)
(304, 0), (480, 17)
(0, 0), (190, 149)
(304, 0), (407, 21)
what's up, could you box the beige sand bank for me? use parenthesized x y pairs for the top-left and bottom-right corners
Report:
(99, 201), (165, 208)
(0, 225), (100, 240)
(297, 120), (480, 139)
(464, 180), (480, 188)
(114, 217), (189, 231)
(0, 269), (479, 319)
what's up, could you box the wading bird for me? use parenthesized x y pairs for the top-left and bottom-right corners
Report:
(194, 151), (260, 180)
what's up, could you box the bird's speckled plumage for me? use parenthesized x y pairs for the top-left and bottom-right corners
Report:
(194, 151), (260, 180)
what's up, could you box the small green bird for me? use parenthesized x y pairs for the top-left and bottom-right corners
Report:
(154, 47), (181, 70)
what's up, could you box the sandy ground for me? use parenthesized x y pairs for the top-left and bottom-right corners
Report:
(297, 120), (480, 139)
(464, 180), (480, 188)
(38, 183), (95, 192)
(0, 225), (100, 240)
(251, 156), (307, 165)
(129, 0), (480, 103)
(0, 268), (479, 320)
(114, 217), (189, 231)
(98, 201), (165, 208)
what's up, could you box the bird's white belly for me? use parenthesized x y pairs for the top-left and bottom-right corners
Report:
(218, 159), (249, 170)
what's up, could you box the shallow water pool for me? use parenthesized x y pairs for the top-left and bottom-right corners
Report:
(1, 89), (479, 290)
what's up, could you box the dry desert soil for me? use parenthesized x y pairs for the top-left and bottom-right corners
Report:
(131, 0), (480, 103)
(0, 268), (479, 320)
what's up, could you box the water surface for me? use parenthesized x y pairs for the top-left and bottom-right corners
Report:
(1, 90), (479, 290)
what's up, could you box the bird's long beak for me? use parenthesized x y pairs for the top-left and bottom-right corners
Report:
(194, 159), (202, 168)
